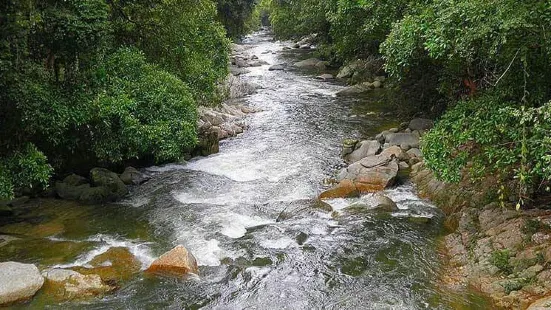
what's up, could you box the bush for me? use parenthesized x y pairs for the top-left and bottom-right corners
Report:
(90, 48), (198, 164)
(422, 95), (551, 205)
(0, 144), (53, 199)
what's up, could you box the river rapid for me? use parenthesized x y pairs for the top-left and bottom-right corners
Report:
(7, 31), (489, 309)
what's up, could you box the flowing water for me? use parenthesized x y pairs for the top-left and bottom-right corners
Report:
(4, 31), (489, 309)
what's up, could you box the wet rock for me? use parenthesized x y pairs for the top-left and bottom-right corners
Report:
(319, 180), (360, 199)
(63, 174), (88, 187)
(269, 64), (285, 71)
(344, 140), (380, 164)
(293, 58), (326, 70)
(385, 132), (420, 148)
(315, 74), (334, 80)
(55, 182), (91, 201)
(336, 155), (399, 193)
(75, 247), (142, 283)
(0, 262), (44, 305)
(408, 118), (434, 131)
(230, 67), (250, 76)
(335, 84), (371, 96)
(89, 168), (129, 201)
(146, 245), (199, 277)
(380, 145), (407, 161)
(372, 193), (398, 212)
(42, 269), (112, 301)
(119, 167), (149, 185)
(341, 139), (359, 158)
(296, 232), (308, 245)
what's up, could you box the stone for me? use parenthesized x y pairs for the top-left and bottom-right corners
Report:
(407, 148), (423, 158)
(372, 193), (398, 212)
(42, 269), (111, 300)
(0, 262), (44, 305)
(372, 80), (382, 88)
(339, 155), (399, 192)
(146, 245), (199, 277)
(75, 247), (142, 283)
(315, 74), (334, 80)
(55, 182), (90, 200)
(119, 167), (149, 185)
(335, 84), (371, 96)
(337, 61), (361, 79)
(62, 174), (88, 187)
(527, 296), (551, 309)
(344, 140), (381, 164)
(380, 145), (407, 161)
(341, 139), (359, 157)
(293, 58), (323, 69)
(398, 162), (409, 170)
(319, 180), (360, 199)
(409, 118), (434, 131)
(89, 168), (129, 201)
(269, 64), (285, 71)
(385, 132), (420, 148)
(230, 67), (250, 76)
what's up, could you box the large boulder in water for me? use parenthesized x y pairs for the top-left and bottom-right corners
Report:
(119, 167), (149, 185)
(336, 154), (399, 193)
(41, 269), (112, 301)
(0, 262), (44, 305)
(372, 193), (398, 212)
(146, 245), (199, 277)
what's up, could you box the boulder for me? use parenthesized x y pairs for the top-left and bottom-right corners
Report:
(407, 148), (423, 158)
(315, 74), (334, 80)
(55, 182), (91, 201)
(294, 58), (324, 69)
(372, 194), (398, 212)
(344, 140), (381, 164)
(319, 180), (360, 199)
(90, 168), (129, 201)
(341, 139), (359, 158)
(339, 155), (399, 192)
(73, 247), (142, 283)
(385, 133), (420, 148)
(0, 262), (44, 305)
(380, 145), (407, 161)
(337, 61), (361, 79)
(398, 162), (410, 170)
(146, 245), (199, 277)
(269, 64), (285, 71)
(119, 167), (149, 185)
(408, 118), (434, 131)
(62, 174), (88, 187)
(528, 296), (551, 309)
(372, 80), (382, 88)
(42, 269), (111, 300)
(335, 84), (370, 96)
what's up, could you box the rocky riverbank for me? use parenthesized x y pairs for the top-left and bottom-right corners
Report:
(413, 164), (551, 309)
(322, 116), (551, 309)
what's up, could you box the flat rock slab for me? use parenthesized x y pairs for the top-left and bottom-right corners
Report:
(0, 262), (44, 305)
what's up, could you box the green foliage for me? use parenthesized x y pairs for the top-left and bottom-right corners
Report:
(0, 0), (231, 199)
(216, 0), (257, 38)
(91, 48), (197, 164)
(0, 144), (53, 199)
(490, 249), (512, 274)
(110, 0), (230, 103)
(423, 96), (551, 203)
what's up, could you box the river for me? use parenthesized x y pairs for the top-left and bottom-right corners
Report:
(6, 31), (488, 309)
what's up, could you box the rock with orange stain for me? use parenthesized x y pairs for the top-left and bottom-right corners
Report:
(73, 247), (141, 284)
(146, 245), (199, 277)
(319, 180), (360, 199)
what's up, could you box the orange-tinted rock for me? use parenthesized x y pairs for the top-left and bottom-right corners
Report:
(319, 180), (360, 199)
(74, 247), (141, 283)
(146, 245), (199, 277)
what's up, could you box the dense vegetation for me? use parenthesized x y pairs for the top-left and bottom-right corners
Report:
(0, 0), (231, 199)
(265, 0), (551, 206)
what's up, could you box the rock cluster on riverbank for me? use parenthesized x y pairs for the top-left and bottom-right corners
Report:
(320, 118), (431, 200)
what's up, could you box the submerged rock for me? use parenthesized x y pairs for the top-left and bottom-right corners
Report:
(42, 269), (112, 301)
(146, 245), (199, 277)
(74, 247), (142, 283)
(372, 193), (398, 212)
(0, 262), (44, 305)
(319, 180), (360, 199)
